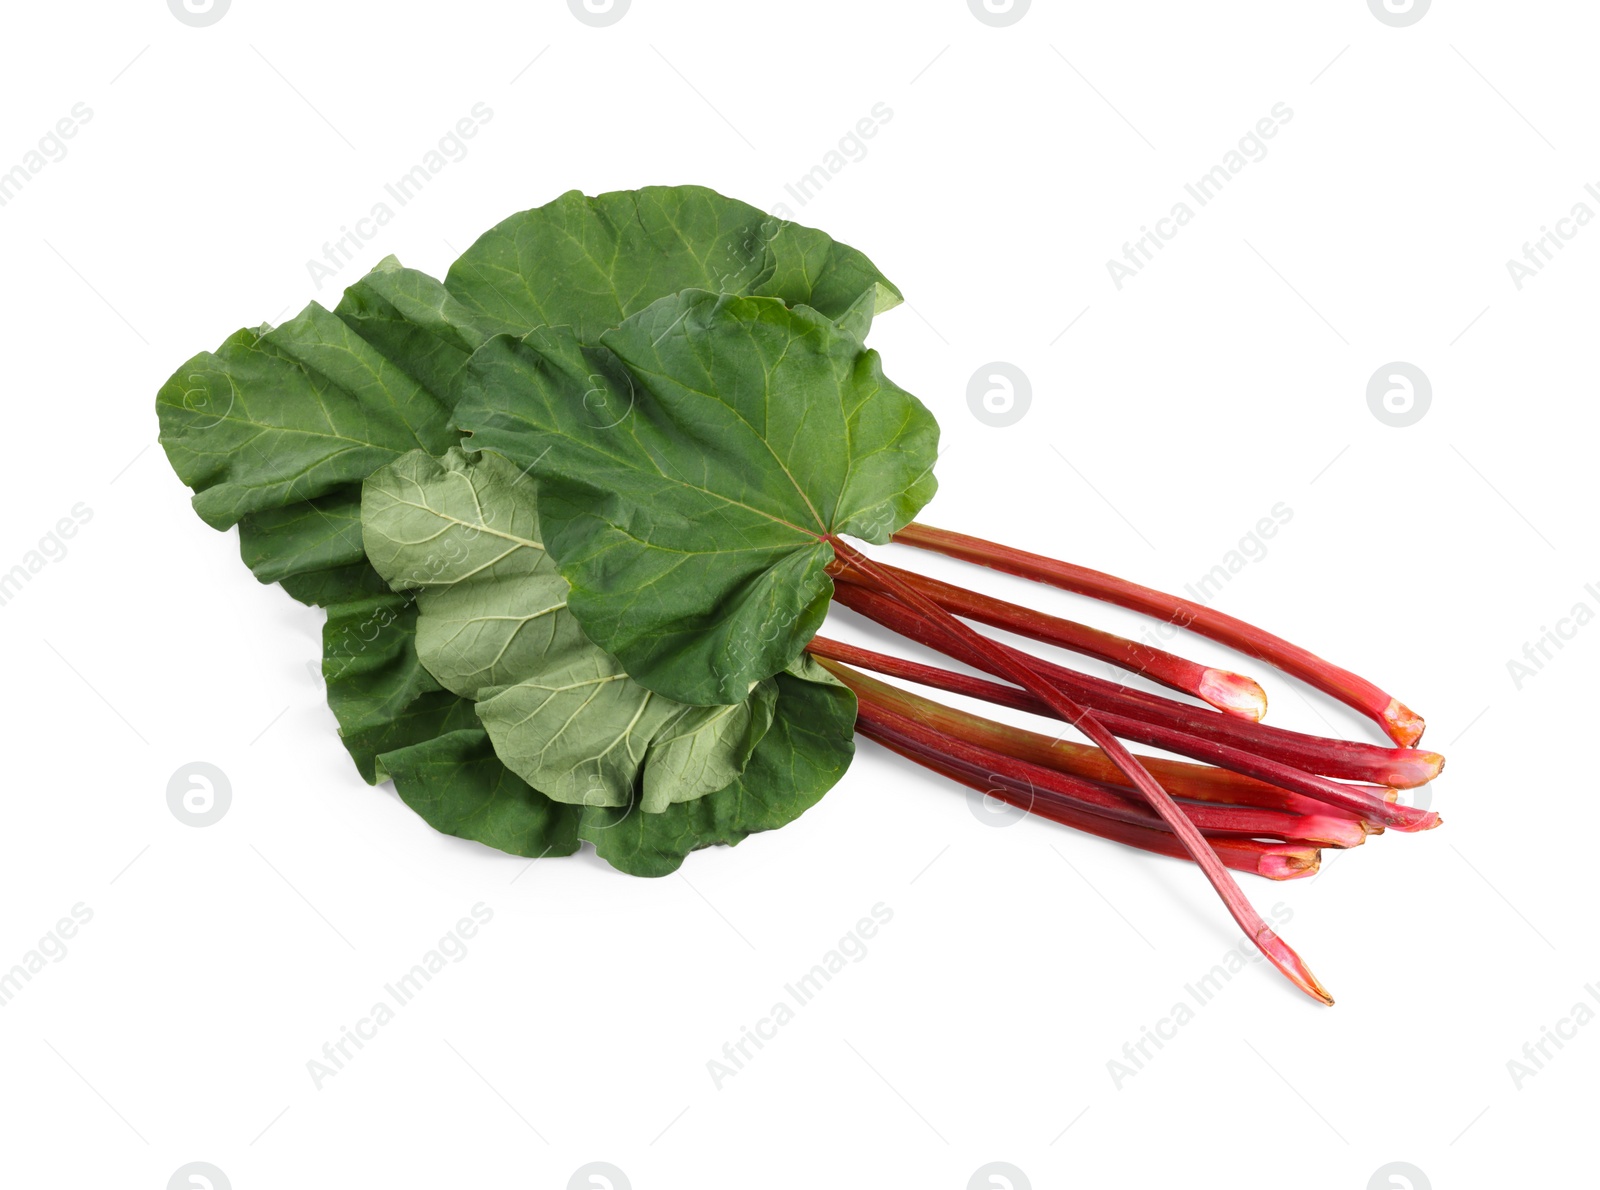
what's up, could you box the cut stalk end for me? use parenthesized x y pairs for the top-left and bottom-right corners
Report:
(1385, 804), (1443, 833)
(1198, 668), (1269, 721)
(1384, 698), (1427, 748)
(1299, 815), (1369, 849)
(1260, 850), (1322, 880)
(1257, 927), (1335, 1006)
(1382, 750), (1446, 789)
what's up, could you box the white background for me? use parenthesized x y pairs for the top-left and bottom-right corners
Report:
(1, 2), (1593, 1187)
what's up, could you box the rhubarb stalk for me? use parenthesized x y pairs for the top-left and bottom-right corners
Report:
(831, 582), (1443, 790)
(829, 558), (1267, 720)
(827, 537), (1335, 1006)
(892, 521), (1426, 747)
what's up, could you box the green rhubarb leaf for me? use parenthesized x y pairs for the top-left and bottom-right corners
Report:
(370, 656), (852, 875)
(321, 594), (482, 783)
(379, 728), (582, 859)
(362, 448), (777, 811)
(156, 273), (473, 533)
(453, 289), (940, 706)
(445, 185), (901, 345)
(580, 657), (856, 877)
(157, 190), (901, 798)
(157, 260), (494, 781)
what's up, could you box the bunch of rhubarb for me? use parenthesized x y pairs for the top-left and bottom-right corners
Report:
(156, 185), (1442, 1004)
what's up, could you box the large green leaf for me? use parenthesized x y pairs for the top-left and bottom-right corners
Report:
(380, 728), (582, 859)
(581, 658), (857, 876)
(156, 188), (901, 804)
(362, 448), (777, 811)
(156, 265), (478, 533)
(374, 657), (855, 876)
(320, 594), (481, 783)
(445, 185), (901, 345)
(453, 289), (940, 706)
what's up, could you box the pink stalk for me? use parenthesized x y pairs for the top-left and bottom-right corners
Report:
(822, 650), (1372, 836)
(810, 623), (1435, 834)
(831, 582), (1443, 790)
(827, 537), (1335, 1006)
(829, 559), (1267, 720)
(892, 521), (1427, 747)
(845, 673), (1369, 850)
(860, 716), (1320, 880)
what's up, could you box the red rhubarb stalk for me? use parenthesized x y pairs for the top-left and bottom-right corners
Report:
(892, 521), (1427, 748)
(860, 716), (1320, 881)
(829, 559), (1267, 720)
(827, 538), (1335, 1006)
(831, 582), (1443, 789)
(821, 650), (1372, 832)
(843, 672), (1369, 850)
(809, 628), (1436, 833)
